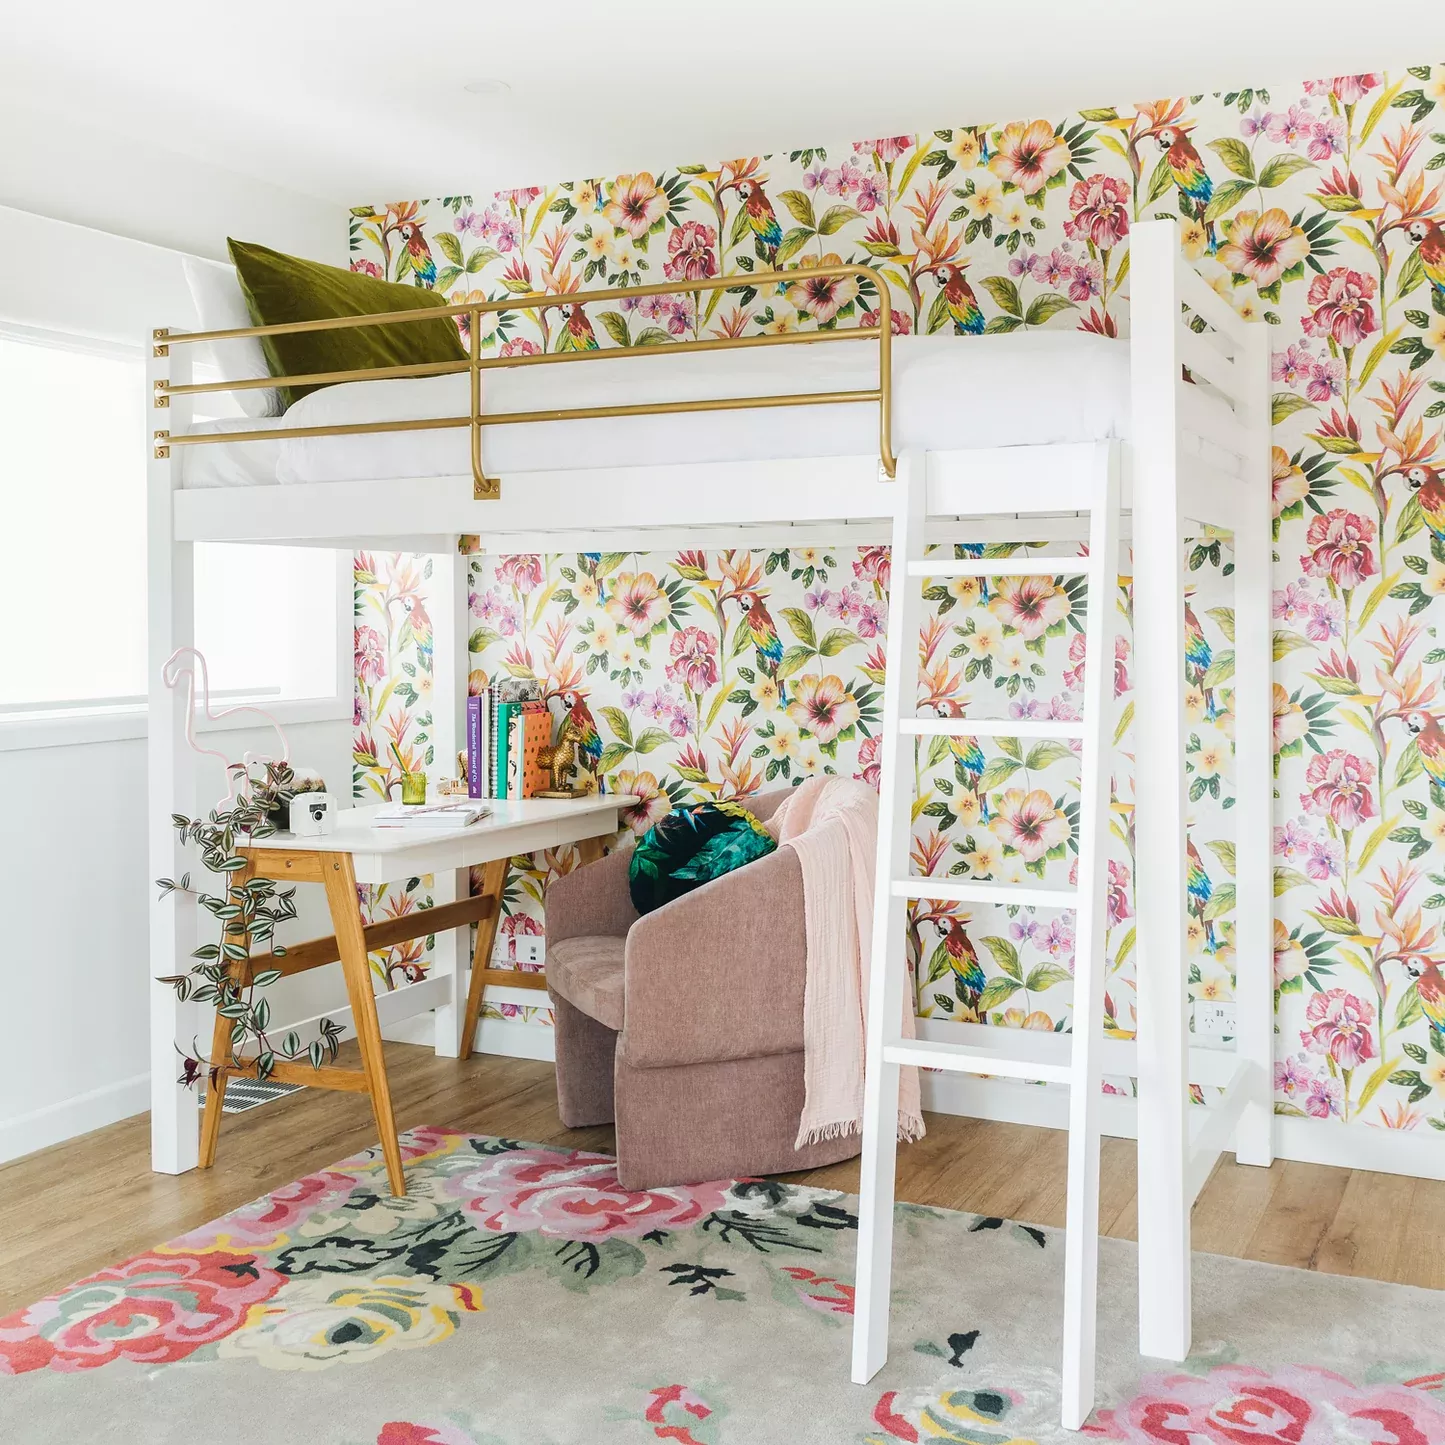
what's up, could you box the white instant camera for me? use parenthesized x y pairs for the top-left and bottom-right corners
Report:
(288, 790), (336, 836)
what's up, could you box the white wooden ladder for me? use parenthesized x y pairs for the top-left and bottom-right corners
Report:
(851, 445), (1121, 1432)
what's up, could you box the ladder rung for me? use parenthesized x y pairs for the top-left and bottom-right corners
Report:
(902, 717), (1084, 739)
(883, 1037), (1075, 1084)
(906, 557), (1095, 578)
(892, 878), (1077, 909)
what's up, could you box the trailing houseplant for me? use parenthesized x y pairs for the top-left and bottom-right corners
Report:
(157, 758), (342, 1086)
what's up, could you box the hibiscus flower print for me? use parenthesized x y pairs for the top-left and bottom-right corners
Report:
(786, 674), (861, 745)
(989, 788), (1071, 864)
(603, 173), (667, 239)
(989, 119), (1071, 195)
(1218, 208), (1309, 288)
(606, 572), (670, 637)
(990, 575), (1071, 641)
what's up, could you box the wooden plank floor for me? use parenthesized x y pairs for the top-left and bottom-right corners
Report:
(1, 1043), (1438, 1316)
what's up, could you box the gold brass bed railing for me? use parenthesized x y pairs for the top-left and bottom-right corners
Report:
(151, 264), (897, 497)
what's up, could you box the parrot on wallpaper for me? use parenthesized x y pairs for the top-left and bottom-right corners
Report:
(1186, 838), (1216, 952)
(397, 221), (437, 288)
(1406, 465), (1445, 543)
(923, 700), (987, 794)
(736, 591), (785, 700)
(1403, 710), (1445, 793)
(734, 179), (783, 265)
(930, 262), (986, 336)
(936, 916), (986, 1014)
(400, 593), (433, 674)
(1403, 959), (1445, 1045)
(1406, 218), (1445, 299)
(1155, 127), (1213, 215)
(558, 689), (602, 775)
(556, 302), (600, 351)
(1183, 599), (1219, 720)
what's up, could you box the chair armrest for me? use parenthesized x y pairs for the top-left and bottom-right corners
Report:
(546, 848), (639, 943)
(621, 846), (807, 1070)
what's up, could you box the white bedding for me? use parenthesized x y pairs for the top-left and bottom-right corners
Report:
(177, 333), (1133, 489)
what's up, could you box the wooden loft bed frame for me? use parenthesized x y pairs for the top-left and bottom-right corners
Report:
(145, 219), (1273, 1429)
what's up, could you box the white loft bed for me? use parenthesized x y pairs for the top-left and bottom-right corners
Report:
(147, 221), (1273, 1430)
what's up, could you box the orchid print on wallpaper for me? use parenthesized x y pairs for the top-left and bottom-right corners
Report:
(350, 63), (1445, 1136)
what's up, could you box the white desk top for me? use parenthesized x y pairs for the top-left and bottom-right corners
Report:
(245, 794), (635, 885)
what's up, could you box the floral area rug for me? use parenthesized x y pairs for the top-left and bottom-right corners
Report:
(1, 1129), (1441, 1444)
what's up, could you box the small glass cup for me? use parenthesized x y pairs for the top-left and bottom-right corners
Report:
(400, 769), (427, 806)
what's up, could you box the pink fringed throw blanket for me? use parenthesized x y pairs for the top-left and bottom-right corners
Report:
(770, 777), (925, 1148)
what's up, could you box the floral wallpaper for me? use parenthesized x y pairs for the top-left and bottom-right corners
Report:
(350, 62), (1445, 1138)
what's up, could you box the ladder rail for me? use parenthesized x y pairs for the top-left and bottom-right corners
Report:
(1059, 444), (1121, 1429)
(851, 451), (928, 1386)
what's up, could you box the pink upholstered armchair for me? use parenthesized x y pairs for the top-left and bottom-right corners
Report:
(544, 789), (861, 1189)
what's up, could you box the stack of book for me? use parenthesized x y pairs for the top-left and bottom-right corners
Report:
(466, 680), (553, 801)
(374, 801), (490, 830)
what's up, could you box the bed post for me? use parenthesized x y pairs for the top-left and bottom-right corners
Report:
(428, 546), (471, 1057)
(1231, 319), (1277, 1168)
(1129, 219), (1193, 1360)
(148, 329), (200, 1174)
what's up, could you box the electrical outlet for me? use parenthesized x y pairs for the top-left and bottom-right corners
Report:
(1193, 1000), (1236, 1038)
(517, 936), (545, 968)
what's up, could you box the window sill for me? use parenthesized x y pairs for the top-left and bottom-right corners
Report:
(0, 695), (353, 752)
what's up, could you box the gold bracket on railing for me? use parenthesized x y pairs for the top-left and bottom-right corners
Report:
(153, 380), (169, 408)
(153, 327), (170, 358)
(469, 308), (501, 500)
(153, 430), (170, 459)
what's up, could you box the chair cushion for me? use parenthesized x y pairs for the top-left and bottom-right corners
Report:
(627, 800), (776, 915)
(546, 935), (625, 1031)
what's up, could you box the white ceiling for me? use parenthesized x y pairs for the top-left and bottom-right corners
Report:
(6, 0), (1445, 208)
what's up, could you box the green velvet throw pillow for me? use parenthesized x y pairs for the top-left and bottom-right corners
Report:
(227, 238), (466, 409)
(628, 800), (777, 916)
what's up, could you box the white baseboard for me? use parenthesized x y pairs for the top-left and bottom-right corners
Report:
(919, 1074), (1445, 1182)
(0, 1073), (150, 1165)
(474, 1016), (556, 1062)
(382, 1009), (556, 1063)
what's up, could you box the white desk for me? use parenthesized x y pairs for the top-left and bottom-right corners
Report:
(177, 793), (634, 1196)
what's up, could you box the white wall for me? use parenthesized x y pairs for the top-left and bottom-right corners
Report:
(0, 719), (354, 1163)
(0, 162), (347, 1161)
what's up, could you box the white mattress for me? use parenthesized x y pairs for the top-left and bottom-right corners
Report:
(177, 333), (1133, 489)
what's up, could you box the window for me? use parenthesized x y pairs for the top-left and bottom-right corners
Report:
(0, 328), (344, 721)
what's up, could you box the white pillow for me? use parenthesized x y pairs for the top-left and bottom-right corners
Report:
(181, 255), (283, 418)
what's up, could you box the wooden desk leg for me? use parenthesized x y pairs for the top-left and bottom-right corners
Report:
(459, 857), (509, 1063)
(322, 853), (408, 1198)
(198, 858), (254, 1169)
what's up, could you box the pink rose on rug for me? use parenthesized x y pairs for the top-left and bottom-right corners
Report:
(1091, 1364), (1445, 1443)
(451, 1147), (732, 1239)
(0, 1250), (283, 1373)
(168, 1168), (360, 1250)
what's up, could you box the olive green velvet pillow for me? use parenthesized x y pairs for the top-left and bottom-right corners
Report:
(227, 238), (466, 410)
